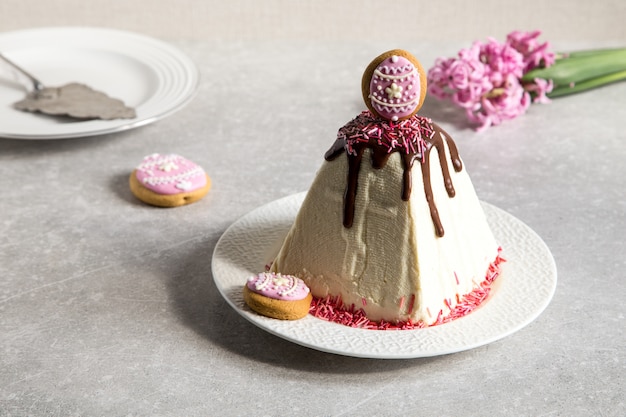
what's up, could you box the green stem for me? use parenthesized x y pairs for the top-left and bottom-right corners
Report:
(563, 48), (626, 59)
(523, 47), (626, 88)
(547, 69), (626, 98)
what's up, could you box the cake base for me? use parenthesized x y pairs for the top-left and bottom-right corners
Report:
(308, 249), (504, 330)
(211, 192), (557, 358)
(271, 132), (501, 325)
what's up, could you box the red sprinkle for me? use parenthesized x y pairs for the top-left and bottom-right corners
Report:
(337, 111), (433, 162)
(407, 294), (416, 314)
(308, 248), (505, 330)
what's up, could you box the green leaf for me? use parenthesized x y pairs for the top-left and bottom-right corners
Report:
(564, 48), (626, 59)
(547, 69), (626, 97)
(523, 47), (626, 88)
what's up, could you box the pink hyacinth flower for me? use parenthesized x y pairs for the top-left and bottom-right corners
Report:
(469, 74), (531, 131)
(507, 30), (556, 72)
(525, 77), (554, 103)
(426, 29), (556, 131)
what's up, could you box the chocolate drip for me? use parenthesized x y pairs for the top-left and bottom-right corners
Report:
(343, 147), (364, 228)
(325, 117), (462, 236)
(424, 124), (463, 236)
(324, 138), (347, 161)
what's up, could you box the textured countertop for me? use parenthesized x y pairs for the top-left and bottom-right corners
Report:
(1, 40), (624, 416)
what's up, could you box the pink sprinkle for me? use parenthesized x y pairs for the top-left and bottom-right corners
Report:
(398, 296), (406, 309)
(362, 297), (367, 306)
(306, 248), (505, 331)
(454, 271), (460, 285)
(435, 309), (443, 324)
(337, 111), (432, 162)
(407, 294), (416, 314)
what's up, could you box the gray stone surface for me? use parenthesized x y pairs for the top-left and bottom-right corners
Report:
(1, 41), (624, 416)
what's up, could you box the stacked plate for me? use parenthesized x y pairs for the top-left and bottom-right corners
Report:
(0, 27), (199, 139)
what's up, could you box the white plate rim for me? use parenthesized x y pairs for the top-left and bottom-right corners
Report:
(211, 192), (557, 359)
(0, 26), (199, 140)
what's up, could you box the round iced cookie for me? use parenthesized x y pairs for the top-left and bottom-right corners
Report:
(129, 153), (211, 207)
(243, 272), (312, 320)
(361, 49), (428, 121)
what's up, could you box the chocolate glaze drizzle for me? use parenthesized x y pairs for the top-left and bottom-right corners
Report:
(325, 112), (462, 237)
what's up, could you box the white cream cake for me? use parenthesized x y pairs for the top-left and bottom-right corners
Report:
(270, 50), (502, 327)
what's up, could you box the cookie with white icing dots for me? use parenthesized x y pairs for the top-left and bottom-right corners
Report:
(243, 272), (312, 320)
(129, 153), (211, 207)
(361, 49), (428, 122)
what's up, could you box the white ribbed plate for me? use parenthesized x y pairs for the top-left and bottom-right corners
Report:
(0, 27), (198, 139)
(212, 192), (557, 359)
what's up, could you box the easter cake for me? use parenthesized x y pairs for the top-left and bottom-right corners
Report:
(269, 50), (502, 328)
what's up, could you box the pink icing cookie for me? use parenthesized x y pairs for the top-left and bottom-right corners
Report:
(246, 272), (310, 301)
(362, 50), (427, 122)
(368, 54), (421, 121)
(135, 153), (207, 195)
(243, 272), (312, 320)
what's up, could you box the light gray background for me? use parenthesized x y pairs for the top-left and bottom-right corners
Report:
(1, 0), (625, 42)
(1, 2), (625, 416)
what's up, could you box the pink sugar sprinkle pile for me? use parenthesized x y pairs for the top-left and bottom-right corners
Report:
(337, 111), (434, 161)
(309, 248), (505, 330)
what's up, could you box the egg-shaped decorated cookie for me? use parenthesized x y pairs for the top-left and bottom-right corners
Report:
(361, 49), (428, 121)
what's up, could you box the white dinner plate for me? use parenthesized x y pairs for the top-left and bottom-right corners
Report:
(212, 192), (557, 359)
(0, 27), (198, 139)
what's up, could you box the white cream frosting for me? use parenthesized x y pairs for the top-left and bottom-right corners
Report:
(271, 137), (499, 325)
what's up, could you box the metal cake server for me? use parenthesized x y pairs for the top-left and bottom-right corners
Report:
(0, 52), (136, 120)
